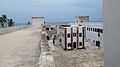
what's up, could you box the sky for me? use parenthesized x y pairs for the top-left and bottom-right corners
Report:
(0, 0), (102, 23)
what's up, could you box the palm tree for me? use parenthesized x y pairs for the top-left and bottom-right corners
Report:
(0, 17), (4, 28)
(8, 19), (14, 27)
(2, 14), (7, 27)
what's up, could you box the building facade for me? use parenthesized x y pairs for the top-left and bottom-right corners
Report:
(59, 24), (85, 50)
(75, 16), (89, 23)
(104, 0), (120, 67)
(80, 22), (103, 48)
(32, 17), (45, 28)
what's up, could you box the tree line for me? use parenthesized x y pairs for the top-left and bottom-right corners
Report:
(0, 14), (14, 28)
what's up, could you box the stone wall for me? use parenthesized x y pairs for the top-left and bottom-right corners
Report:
(0, 25), (31, 35)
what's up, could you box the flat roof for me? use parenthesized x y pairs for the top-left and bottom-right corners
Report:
(32, 17), (44, 18)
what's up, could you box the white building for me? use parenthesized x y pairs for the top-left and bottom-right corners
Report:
(59, 24), (85, 50)
(79, 22), (103, 48)
(32, 17), (45, 28)
(75, 16), (89, 23)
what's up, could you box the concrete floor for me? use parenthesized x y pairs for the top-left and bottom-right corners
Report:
(0, 26), (42, 67)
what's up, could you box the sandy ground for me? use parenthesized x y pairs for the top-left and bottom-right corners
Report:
(0, 26), (41, 67)
(53, 42), (104, 67)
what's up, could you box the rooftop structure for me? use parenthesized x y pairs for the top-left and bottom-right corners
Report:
(75, 16), (89, 23)
(32, 17), (45, 28)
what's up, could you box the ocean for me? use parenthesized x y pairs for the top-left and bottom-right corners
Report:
(14, 23), (27, 26)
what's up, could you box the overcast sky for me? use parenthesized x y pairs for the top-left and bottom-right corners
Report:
(0, 0), (102, 23)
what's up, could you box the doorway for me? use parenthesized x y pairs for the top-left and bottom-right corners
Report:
(73, 42), (76, 48)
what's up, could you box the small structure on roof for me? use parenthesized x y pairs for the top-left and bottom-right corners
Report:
(75, 16), (89, 23)
(32, 17), (45, 28)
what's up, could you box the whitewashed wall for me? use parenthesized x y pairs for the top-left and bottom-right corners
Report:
(32, 17), (44, 28)
(104, 0), (120, 67)
(80, 22), (103, 48)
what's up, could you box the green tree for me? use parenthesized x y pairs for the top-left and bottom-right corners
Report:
(2, 14), (8, 27)
(0, 17), (4, 28)
(8, 19), (14, 27)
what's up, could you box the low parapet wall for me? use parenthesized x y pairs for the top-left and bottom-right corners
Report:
(0, 25), (31, 35)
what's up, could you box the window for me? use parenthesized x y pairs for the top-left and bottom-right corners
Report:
(87, 28), (89, 31)
(89, 28), (90, 31)
(95, 28), (97, 32)
(59, 39), (61, 42)
(68, 43), (71, 47)
(93, 40), (95, 43)
(100, 29), (103, 33)
(91, 28), (92, 31)
(97, 28), (100, 32)
(79, 33), (82, 37)
(98, 33), (100, 37)
(79, 42), (82, 46)
(93, 28), (95, 32)
(96, 41), (100, 47)
(46, 36), (49, 40)
(67, 33), (70, 38)
(46, 27), (49, 30)
(51, 27), (53, 30)
(73, 33), (76, 37)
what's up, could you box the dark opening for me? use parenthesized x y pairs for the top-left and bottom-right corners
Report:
(46, 36), (49, 40)
(54, 35), (56, 38)
(93, 40), (95, 43)
(95, 28), (97, 32)
(89, 28), (90, 31)
(73, 42), (76, 48)
(59, 39), (61, 42)
(100, 29), (103, 33)
(93, 28), (95, 31)
(46, 27), (49, 30)
(68, 43), (71, 47)
(79, 42), (82, 46)
(81, 21), (83, 22)
(73, 33), (76, 37)
(79, 33), (82, 37)
(96, 41), (100, 47)
(97, 28), (100, 32)
(51, 27), (53, 30)
(87, 27), (89, 31)
(91, 28), (92, 31)
(98, 33), (100, 37)
(67, 33), (70, 38)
